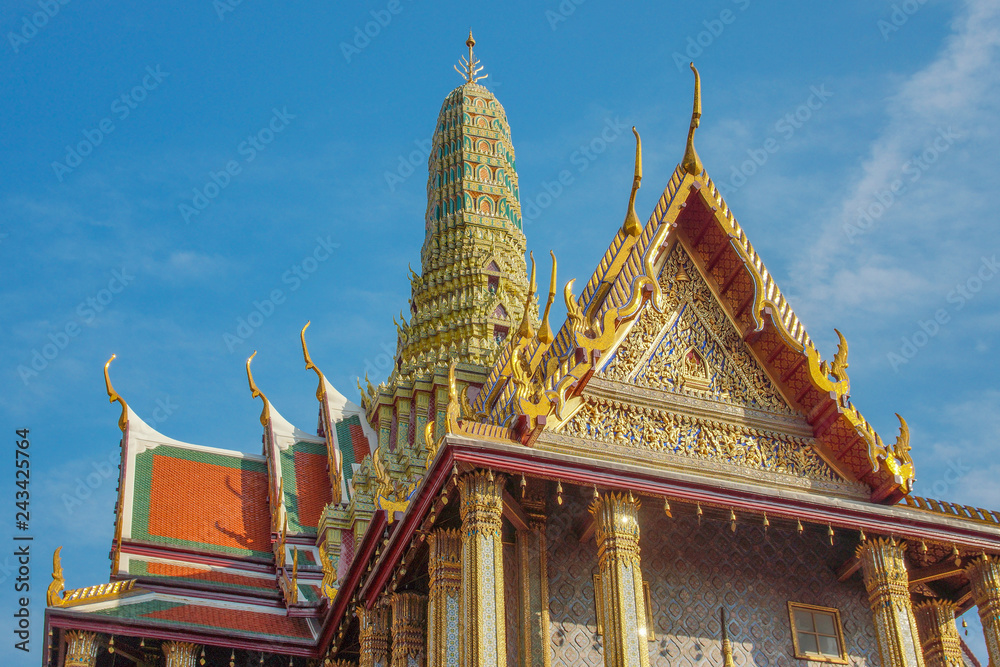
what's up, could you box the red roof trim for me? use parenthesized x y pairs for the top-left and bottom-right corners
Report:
(120, 540), (274, 572)
(45, 611), (314, 655)
(315, 509), (388, 652)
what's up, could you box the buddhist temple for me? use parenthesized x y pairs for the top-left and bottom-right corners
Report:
(44, 35), (1000, 667)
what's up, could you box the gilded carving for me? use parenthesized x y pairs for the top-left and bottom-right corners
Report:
(913, 601), (963, 667)
(589, 493), (650, 667)
(965, 555), (1000, 667)
(563, 397), (839, 482)
(391, 592), (428, 667)
(601, 243), (795, 416)
(359, 603), (392, 667)
(459, 471), (507, 667)
(857, 538), (925, 667)
(428, 529), (462, 667)
(162, 641), (201, 667)
(65, 631), (102, 667)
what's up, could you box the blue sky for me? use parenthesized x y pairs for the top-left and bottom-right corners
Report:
(3, 0), (999, 663)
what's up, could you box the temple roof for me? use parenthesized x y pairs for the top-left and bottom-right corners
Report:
(117, 407), (272, 561)
(468, 66), (916, 504)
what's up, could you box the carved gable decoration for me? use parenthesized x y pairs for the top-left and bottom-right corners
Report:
(602, 243), (795, 416)
(562, 397), (844, 486)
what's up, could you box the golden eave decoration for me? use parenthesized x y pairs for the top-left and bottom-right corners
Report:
(47, 546), (137, 608)
(245, 350), (271, 427)
(682, 62), (704, 177)
(301, 321), (344, 505)
(103, 354), (129, 432)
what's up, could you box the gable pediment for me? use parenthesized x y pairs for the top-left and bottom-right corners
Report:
(601, 242), (796, 416)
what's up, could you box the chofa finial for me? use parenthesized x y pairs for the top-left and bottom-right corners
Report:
(246, 351), (272, 427)
(103, 354), (129, 432)
(455, 30), (487, 84)
(682, 62), (704, 176)
(623, 127), (643, 237)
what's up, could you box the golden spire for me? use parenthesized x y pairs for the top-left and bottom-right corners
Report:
(301, 321), (327, 402)
(623, 127), (643, 237)
(720, 607), (736, 667)
(454, 30), (487, 84)
(103, 354), (129, 432)
(682, 63), (704, 176)
(538, 251), (558, 344)
(246, 351), (272, 427)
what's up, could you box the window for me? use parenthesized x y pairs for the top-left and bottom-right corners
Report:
(788, 603), (847, 664)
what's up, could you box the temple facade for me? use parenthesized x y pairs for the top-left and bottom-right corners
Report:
(44, 37), (1000, 667)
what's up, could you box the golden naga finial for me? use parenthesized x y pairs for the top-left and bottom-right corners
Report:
(424, 419), (438, 467)
(517, 252), (537, 340)
(682, 62), (704, 177)
(820, 329), (850, 385)
(319, 545), (338, 601)
(444, 359), (462, 434)
(564, 279), (585, 331)
(103, 354), (129, 432)
(47, 546), (66, 607)
(623, 127), (643, 237)
(455, 30), (487, 84)
(301, 321), (327, 402)
(539, 251), (558, 344)
(246, 351), (272, 427)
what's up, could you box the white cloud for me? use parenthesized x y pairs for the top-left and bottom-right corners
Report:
(792, 0), (1000, 328)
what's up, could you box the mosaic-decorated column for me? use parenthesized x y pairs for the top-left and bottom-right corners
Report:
(64, 631), (101, 667)
(966, 555), (1000, 667)
(590, 492), (650, 667)
(519, 498), (551, 667)
(360, 602), (392, 667)
(434, 385), (449, 442)
(162, 641), (201, 667)
(857, 538), (925, 667)
(392, 592), (427, 667)
(415, 392), (431, 457)
(914, 601), (963, 667)
(428, 529), (462, 667)
(459, 470), (507, 667)
(378, 404), (393, 451)
(396, 397), (412, 451)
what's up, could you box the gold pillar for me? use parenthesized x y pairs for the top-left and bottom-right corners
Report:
(857, 538), (925, 667)
(428, 529), (462, 667)
(360, 602), (392, 667)
(64, 631), (101, 667)
(162, 641), (201, 667)
(914, 601), (963, 667)
(590, 492), (650, 667)
(392, 592), (427, 667)
(519, 498), (551, 667)
(966, 555), (1000, 667)
(459, 471), (507, 667)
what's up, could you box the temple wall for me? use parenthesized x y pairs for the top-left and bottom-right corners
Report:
(546, 492), (877, 667)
